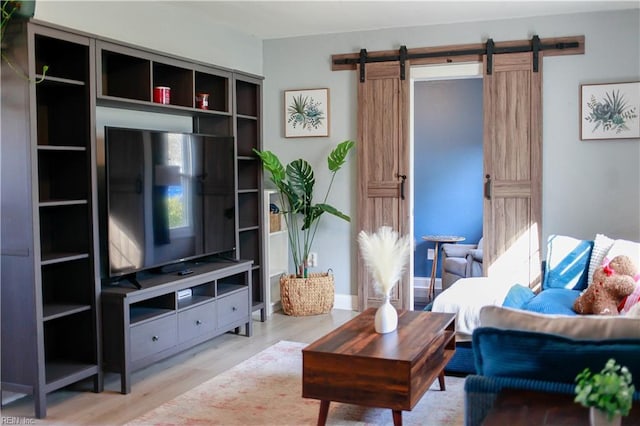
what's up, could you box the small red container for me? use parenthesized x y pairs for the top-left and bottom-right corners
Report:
(153, 86), (171, 104)
(196, 93), (209, 110)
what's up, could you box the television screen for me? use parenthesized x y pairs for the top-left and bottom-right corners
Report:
(104, 127), (236, 278)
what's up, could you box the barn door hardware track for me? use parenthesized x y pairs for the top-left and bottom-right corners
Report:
(336, 35), (582, 82)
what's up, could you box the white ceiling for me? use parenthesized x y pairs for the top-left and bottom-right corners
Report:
(176, 1), (639, 39)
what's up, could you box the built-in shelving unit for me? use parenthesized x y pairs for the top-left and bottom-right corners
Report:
(1, 23), (101, 418)
(1, 19), (265, 418)
(233, 75), (265, 320)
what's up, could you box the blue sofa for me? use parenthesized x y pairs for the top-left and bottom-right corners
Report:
(462, 234), (640, 425)
(464, 325), (640, 425)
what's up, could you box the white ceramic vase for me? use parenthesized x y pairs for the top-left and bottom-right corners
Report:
(589, 407), (621, 426)
(374, 295), (398, 334)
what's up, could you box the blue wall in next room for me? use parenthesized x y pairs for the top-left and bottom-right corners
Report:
(413, 78), (484, 278)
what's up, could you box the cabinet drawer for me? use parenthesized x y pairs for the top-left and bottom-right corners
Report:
(178, 302), (217, 343)
(217, 289), (249, 329)
(130, 316), (177, 362)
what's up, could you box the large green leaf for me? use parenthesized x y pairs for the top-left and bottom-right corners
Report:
(302, 204), (350, 230)
(253, 149), (285, 184)
(316, 203), (350, 222)
(287, 159), (314, 211)
(327, 140), (355, 172)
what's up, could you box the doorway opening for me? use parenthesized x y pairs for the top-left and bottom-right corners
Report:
(410, 63), (484, 309)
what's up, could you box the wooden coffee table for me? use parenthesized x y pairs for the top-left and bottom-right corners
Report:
(302, 308), (456, 426)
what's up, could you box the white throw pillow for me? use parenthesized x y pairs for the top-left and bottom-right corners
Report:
(479, 305), (640, 339)
(588, 234), (614, 285)
(605, 239), (640, 271)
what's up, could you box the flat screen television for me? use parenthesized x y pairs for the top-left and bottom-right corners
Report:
(103, 127), (236, 280)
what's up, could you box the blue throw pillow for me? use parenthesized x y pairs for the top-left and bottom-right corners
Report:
(543, 235), (593, 291)
(473, 327), (640, 384)
(502, 284), (536, 309)
(521, 288), (581, 315)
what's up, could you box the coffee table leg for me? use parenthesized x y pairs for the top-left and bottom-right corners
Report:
(317, 400), (330, 426)
(392, 410), (403, 426)
(438, 370), (446, 391)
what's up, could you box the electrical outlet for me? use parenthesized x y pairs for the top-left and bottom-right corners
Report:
(308, 252), (318, 267)
(427, 249), (435, 260)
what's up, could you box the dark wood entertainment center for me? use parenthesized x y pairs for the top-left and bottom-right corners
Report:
(1, 19), (264, 417)
(102, 259), (253, 395)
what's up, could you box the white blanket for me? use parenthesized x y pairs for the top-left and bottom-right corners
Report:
(431, 277), (514, 341)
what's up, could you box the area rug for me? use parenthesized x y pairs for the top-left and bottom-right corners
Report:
(127, 340), (465, 425)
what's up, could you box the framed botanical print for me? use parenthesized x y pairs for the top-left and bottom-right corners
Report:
(580, 82), (640, 140)
(284, 88), (329, 138)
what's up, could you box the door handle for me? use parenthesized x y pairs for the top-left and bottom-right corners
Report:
(484, 174), (491, 200)
(397, 174), (407, 200)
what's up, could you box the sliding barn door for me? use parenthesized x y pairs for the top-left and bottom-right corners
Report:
(483, 52), (542, 288)
(356, 61), (411, 310)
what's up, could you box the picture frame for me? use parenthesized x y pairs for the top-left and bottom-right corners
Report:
(284, 88), (329, 138)
(580, 82), (640, 140)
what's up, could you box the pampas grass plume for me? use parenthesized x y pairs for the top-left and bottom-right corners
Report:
(358, 226), (412, 296)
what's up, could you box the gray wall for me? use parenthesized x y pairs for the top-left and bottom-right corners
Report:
(34, 1), (263, 75)
(34, 5), (640, 299)
(263, 9), (640, 298)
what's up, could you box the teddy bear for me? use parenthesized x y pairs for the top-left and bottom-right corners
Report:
(573, 255), (638, 315)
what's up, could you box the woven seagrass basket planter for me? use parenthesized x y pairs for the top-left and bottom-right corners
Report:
(279, 272), (334, 316)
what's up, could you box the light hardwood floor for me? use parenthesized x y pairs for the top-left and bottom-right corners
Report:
(1, 309), (359, 425)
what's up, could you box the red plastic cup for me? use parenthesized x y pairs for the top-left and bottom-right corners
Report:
(153, 86), (170, 104)
(196, 93), (209, 110)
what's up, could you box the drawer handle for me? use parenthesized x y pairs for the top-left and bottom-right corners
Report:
(196, 320), (202, 325)
(152, 335), (159, 342)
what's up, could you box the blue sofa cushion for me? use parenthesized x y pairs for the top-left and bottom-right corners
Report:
(502, 284), (536, 309)
(521, 288), (581, 315)
(473, 327), (640, 384)
(543, 235), (593, 291)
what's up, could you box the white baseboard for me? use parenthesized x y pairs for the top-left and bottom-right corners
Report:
(414, 276), (440, 301)
(334, 293), (358, 311)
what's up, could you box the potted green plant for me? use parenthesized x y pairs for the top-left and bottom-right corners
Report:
(254, 140), (354, 315)
(2, 0), (48, 81)
(574, 358), (635, 426)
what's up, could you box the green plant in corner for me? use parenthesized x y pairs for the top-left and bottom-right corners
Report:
(254, 140), (354, 278)
(574, 358), (635, 422)
(1, 0), (48, 82)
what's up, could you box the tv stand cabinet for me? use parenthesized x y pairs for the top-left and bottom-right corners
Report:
(101, 259), (253, 394)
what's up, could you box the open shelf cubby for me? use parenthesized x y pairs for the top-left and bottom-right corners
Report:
(39, 204), (90, 260)
(43, 311), (97, 383)
(177, 282), (215, 310)
(236, 80), (259, 117)
(130, 294), (175, 324)
(195, 71), (229, 113)
(238, 192), (259, 229)
(101, 50), (151, 101)
(35, 35), (88, 82)
(36, 83), (88, 147)
(152, 62), (193, 107)
(38, 149), (88, 202)
(237, 159), (260, 191)
(236, 118), (259, 156)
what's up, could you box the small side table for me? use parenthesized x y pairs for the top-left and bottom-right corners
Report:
(421, 235), (465, 301)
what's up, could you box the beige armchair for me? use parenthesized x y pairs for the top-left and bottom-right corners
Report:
(440, 237), (483, 290)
